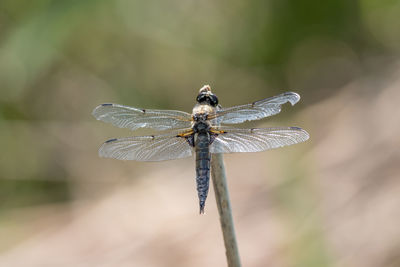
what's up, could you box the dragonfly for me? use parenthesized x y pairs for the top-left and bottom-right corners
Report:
(93, 85), (309, 213)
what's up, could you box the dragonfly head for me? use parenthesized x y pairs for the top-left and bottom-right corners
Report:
(196, 85), (219, 107)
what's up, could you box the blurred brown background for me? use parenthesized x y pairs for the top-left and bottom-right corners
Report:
(1, 1), (399, 266)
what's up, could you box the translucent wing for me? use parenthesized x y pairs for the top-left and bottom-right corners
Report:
(99, 130), (193, 161)
(214, 92), (300, 124)
(92, 103), (192, 131)
(210, 127), (309, 153)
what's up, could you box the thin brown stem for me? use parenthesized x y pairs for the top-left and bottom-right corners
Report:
(211, 153), (242, 267)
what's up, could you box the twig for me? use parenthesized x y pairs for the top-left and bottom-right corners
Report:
(211, 153), (242, 267)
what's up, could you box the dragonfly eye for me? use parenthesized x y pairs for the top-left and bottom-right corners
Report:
(209, 94), (219, 106)
(196, 94), (207, 103)
(196, 92), (219, 107)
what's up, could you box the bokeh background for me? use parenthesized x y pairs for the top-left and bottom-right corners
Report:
(1, 1), (400, 266)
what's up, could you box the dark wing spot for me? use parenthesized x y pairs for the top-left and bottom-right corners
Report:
(290, 126), (302, 130)
(142, 109), (146, 113)
(101, 103), (113, 106)
(105, 138), (118, 143)
(209, 133), (218, 144)
(251, 102), (256, 107)
(250, 128), (255, 133)
(150, 135), (155, 140)
(184, 135), (195, 147)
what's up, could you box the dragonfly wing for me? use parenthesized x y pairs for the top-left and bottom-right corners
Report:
(92, 103), (192, 131)
(215, 92), (300, 124)
(99, 130), (193, 161)
(210, 127), (309, 153)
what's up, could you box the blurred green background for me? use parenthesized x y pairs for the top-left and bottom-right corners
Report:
(1, 1), (400, 267)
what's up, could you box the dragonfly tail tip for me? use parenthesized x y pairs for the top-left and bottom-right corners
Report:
(199, 205), (205, 214)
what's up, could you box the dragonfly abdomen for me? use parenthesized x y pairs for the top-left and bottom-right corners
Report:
(195, 132), (211, 214)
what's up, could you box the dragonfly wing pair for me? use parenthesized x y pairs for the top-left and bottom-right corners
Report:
(93, 91), (308, 161)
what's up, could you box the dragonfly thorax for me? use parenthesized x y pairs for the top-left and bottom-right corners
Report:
(193, 121), (210, 133)
(193, 113), (208, 122)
